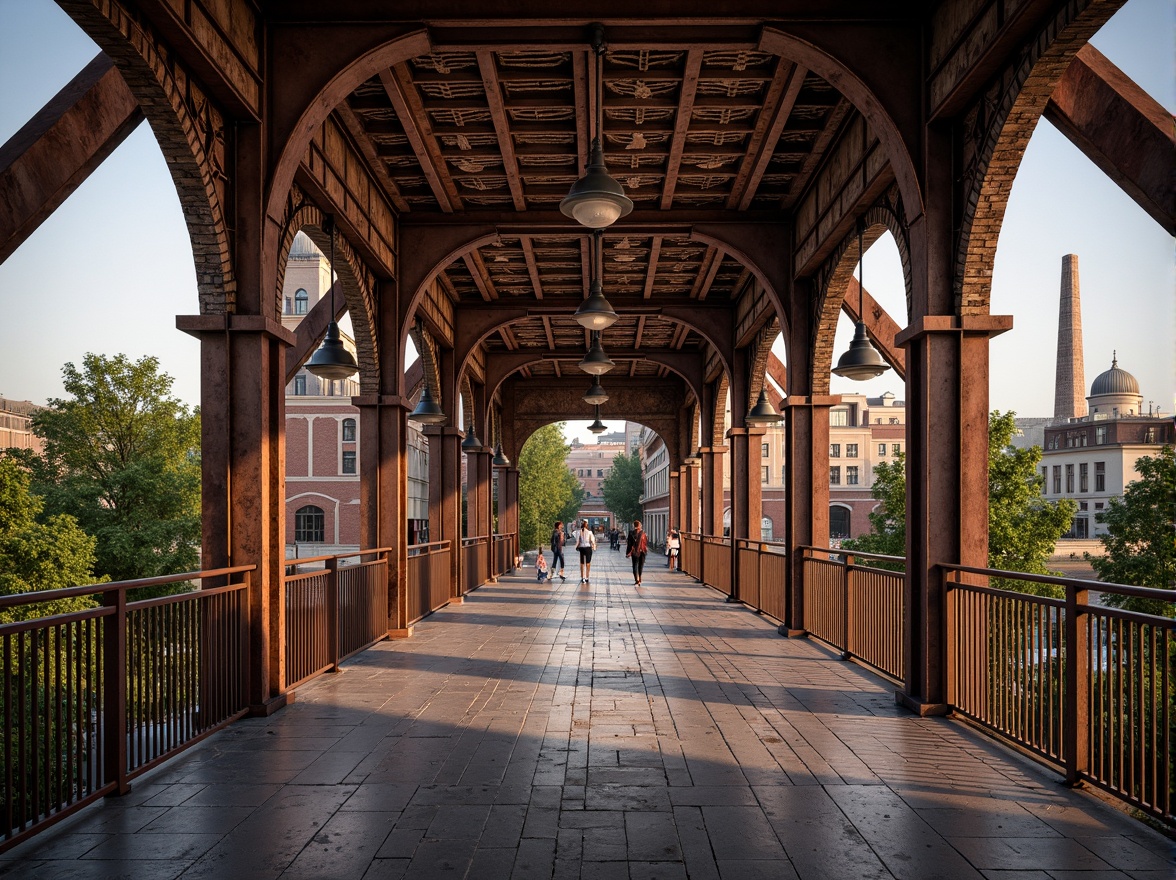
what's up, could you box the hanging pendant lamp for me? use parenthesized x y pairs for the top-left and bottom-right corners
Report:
(587, 405), (608, 434)
(461, 422), (482, 451)
(832, 221), (891, 381)
(582, 375), (609, 405)
(579, 330), (615, 375)
(492, 443), (511, 467)
(408, 383), (447, 425)
(574, 229), (618, 330)
(305, 216), (360, 381)
(560, 25), (632, 229)
(745, 389), (783, 426)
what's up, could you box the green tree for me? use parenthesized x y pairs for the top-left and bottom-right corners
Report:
(517, 424), (584, 551)
(601, 452), (644, 527)
(1088, 447), (1175, 616)
(845, 411), (1076, 591)
(30, 354), (201, 583)
(0, 455), (100, 622)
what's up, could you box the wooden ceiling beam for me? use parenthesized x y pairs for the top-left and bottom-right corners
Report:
(335, 103), (411, 214)
(634, 314), (647, 349)
(660, 50), (704, 210)
(476, 49), (527, 211)
(437, 271), (461, 302)
(462, 251), (498, 301)
(690, 247), (725, 301)
(729, 61), (807, 211)
(641, 236), (662, 301)
(521, 236), (545, 300)
(782, 96), (852, 209)
(573, 49), (590, 173)
(542, 315), (555, 349)
(379, 65), (462, 212)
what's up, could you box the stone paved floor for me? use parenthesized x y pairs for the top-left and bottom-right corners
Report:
(3, 550), (1173, 879)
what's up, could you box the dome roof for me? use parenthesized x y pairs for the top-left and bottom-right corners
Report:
(1090, 353), (1140, 397)
(289, 231), (322, 259)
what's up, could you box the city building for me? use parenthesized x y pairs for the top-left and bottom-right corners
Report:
(566, 432), (626, 532)
(0, 398), (43, 454)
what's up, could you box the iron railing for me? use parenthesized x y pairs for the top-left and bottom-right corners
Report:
(462, 536), (491, 593)
(944, 565), (1173, 823)
(283, 549), (390, 690)
(0, 566), (252, 851)
(493, 533), (516, 578)
(407, 541), (452, 624)
(734, 539), (788, 621)
(680, 532), (701, 579)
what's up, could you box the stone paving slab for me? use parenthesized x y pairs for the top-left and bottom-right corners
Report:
(2, 550), (1172, 879)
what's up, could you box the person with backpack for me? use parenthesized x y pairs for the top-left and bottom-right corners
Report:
(574, 519), (597, 583)
(625, 519), (648, 585)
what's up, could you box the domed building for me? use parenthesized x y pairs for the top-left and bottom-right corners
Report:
(1041, 353), (1172, 539)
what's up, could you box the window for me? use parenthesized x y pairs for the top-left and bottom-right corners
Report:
(284, 296), (291, 314)
(294, 288), (309, 315)
(342, 418), (356, 441)
(846, 466), (859, 485)
(761, 443), (770, 458)
(342, 451), (356, 474)
(830, 410), (848, 426)
(1145, 427), (1156, 443)
(1079, 463), (1088, 492)
(1052, 466), (1061, 494)
(1041, 466), (1048, 494)
(889, 418), (899, 425)
(1065, 464), (1074, 493)
(1095, 462), (1105, 492)
(830, 506), (851, 539)
(1095, 426), (1107, 445)
(830, 444), (841, 458)
(597, 469), (603, 477)
(878, 443), (887, 456)
(294, 375), (306, 395)
(830, 466), (841, 485)
(846, 443), (858, 458)
(294, 505), (325, 543)
(761, 466), (769, 484)
(1069, 517), (1089, 539)
(892, 444), (901, 456)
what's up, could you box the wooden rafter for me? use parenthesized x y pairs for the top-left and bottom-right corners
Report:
(642, 236), (662, 301)
(782, 96), (852, 209)
(476, 50), (527, 211)
(542, 315), (555, 349)
(437, 271), (460, 302)
(573, 50), (590, 173)
(729, 61), (807, 211)
(691, 248), (725, 301)
(660, 50), (704, 210)
(335, 103), (410, 214)
(379, 65), (461, 212)
(462, 251), (497, 301)
(634, 314), (647, 349)
(521, 237), (544, 300)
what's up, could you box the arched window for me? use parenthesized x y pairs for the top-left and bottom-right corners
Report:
(829, 505), (851, 539)
(761, 516), (774, 540)
(342, 418), (356, 441)
(295, 505), (325, 542)
(294, 288), (309, 315)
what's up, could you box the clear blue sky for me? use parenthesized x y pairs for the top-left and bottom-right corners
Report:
(1, 0), (1172, 445)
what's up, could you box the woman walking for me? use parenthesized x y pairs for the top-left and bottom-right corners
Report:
(574, 519), (596, 583)
(625, 519), (648, 585)
(667, 528), (681, 571)
(549, 521), (566, 582)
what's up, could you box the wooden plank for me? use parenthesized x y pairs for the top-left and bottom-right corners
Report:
(380, 65), (461, 212)
(730, 61), (807, 211)
(660, 49), (704, 210)
(642, 236), (663, 301)
(462, 251), (498, 301)
(476, 50), (527, 211)
(521, 236), (545, 300)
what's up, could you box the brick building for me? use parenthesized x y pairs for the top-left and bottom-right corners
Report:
(0, 398), (43, 454)
(566, 433), (626, 532)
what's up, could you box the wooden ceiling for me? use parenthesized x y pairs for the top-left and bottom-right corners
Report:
(335, 38), (851, 379)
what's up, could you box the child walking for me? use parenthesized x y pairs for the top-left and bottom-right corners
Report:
(535, 549), (549, 582)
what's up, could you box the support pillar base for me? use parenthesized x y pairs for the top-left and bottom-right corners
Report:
(388, 626), (414, 639)
(895, 691), (949, 716)
(724, 595), (740, 604)
(248, 692), (291, 717)
(779, 627), (807, 638)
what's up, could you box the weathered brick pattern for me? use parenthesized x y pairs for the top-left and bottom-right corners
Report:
(956, 0), (1122, 315)
(57, 0), (235, 315)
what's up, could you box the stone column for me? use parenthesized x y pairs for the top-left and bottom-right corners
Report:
(353, 395), (410, 635)
(780, 395), (839, 636)
(177, 314), (294, 715)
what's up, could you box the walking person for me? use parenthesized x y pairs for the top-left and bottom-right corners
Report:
(667, 528), (681, 571)
(626, 519), (648, 585)
(535, 549), (549, 583)
(550, 521), (566, 582)
(574, 519), (597, 583)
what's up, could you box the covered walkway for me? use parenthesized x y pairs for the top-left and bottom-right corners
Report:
(4, 554), (1171, 879)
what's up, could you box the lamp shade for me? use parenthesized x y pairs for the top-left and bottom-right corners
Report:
(492, 444), (511, 467)
(745, 389), (783, 426)
(560, 141), (633, 229)
(832, 322), (891, 381)
(408, 384), (447, 425)
(461, 425), (482, 451)
(582, 376), (609, 405)
(588, 405), (608, 434)
(574, 279), (619, 330)
(305, 321), (359, 381)
(579, 333), (615, 375)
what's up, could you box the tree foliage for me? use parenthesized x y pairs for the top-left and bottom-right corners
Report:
(845, 411), (1076, 592)
(1088, 447), (1175, 616)
(517, 424), (584, 551)
(0, 456), (101, 622)
(601, 452), (643, 527)
(29, 354), (201, 583)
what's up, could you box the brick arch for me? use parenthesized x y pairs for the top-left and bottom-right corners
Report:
(57, 0), (234, 315)
(747, 321), (780, 405)
(274, 187), (381, 391)
(407, 322), (442, 405)
(955, 0), (1122, 315)
(709, 375), (729, 449)
(810, 198), (909, 396)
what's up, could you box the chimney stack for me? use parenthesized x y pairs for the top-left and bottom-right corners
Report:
(1053, 254), (1086, 421)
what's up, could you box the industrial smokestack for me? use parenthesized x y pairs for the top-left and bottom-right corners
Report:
(1053, 254), (1086, 421)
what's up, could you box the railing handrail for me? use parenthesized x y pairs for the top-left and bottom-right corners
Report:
(462, 535), (492, 546)
(408, 539), (452, 552)
(940, 561), (1175, 605)
(735, 538), (787, 551)
(283, 547), (392, 569)
(0, 563), (256, 609)
(800, 545), (906, 565)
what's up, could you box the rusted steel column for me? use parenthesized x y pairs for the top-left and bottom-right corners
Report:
(426, 426), (463, 600)
(728, 426), (765, 602)
(668, 469), (681, 532)
(683, 463), (698, 533)
(177, 314), (295, 715)
(699, 446), (727, 537)
(354, 395), (410, 636)
(500, 466), (520, 567)
(895, 314), (1012, 714)
(780, 396), (839, 637)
